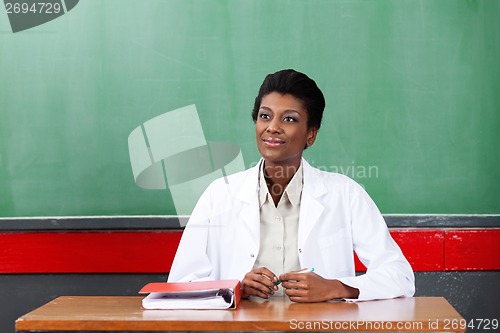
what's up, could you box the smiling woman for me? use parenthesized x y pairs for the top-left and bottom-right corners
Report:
(254, 92), (318, 207)
(167, 69), (415, 303)
(255, 93), (317, 171)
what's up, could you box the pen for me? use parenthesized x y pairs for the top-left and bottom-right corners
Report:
(275, 267), (314, 285)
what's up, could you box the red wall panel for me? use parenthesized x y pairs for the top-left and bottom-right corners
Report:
(0, 231), (182, 273)
(355, 229), (445, 272)
(1, 229), (498, 273)
(445, 229), (500, 270)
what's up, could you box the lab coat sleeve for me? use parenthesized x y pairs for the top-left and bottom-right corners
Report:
(167, 182), (215, 282)
(337, 183), (415, 301)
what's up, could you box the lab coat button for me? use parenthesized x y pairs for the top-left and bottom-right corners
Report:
(298, 248), (302, 253)
(250, 254), (255, 258)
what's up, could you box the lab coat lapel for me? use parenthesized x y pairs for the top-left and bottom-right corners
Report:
(298, 159), (327, 248)
(236, 163), (260, 246)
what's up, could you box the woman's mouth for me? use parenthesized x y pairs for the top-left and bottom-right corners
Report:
(263, 137), (285, 147)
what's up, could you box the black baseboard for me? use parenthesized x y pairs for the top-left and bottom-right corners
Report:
(1, 215), (499, 231)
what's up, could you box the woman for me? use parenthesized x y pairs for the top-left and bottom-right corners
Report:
(168, 69), (415, 302)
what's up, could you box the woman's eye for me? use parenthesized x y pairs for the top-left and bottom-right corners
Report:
(258, 113), (270, 119)
(284, 116), (296, 122)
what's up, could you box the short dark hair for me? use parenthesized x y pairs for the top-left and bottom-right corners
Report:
(252, 69), (325, 130)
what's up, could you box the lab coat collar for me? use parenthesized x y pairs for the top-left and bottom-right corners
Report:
(301, 158), (328, 198)
(236, 157), (327, 205)
(236, 157), (327, 251)
(298, 158), (327, 250)
(236, 160), (260, 203)
(236, 162), (261, 245)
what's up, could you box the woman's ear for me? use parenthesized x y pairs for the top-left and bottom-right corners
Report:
(306, 127), (318, 147)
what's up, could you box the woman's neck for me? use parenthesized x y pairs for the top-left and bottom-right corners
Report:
(263, 159), (301, 205)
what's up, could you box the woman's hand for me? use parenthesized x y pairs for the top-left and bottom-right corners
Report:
(241, 267), (279, 299)
(279, 270), (359, 302)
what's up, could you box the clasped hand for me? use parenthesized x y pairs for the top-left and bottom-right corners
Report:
(241, 267), (338, 302)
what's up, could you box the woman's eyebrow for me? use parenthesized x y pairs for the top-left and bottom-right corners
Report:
(259, 106), (301, 115)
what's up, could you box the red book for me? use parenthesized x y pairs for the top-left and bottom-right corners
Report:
(140, 280), (242, 310)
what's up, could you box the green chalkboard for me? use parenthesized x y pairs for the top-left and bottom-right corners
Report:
(0, 0), (499, 218)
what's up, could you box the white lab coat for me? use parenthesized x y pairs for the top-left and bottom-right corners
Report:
(168, 158), (415, 301)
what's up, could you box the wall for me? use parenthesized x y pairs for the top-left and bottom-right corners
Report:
(1, 0), (499, 217)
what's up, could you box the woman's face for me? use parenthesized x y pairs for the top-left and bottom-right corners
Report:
(255, 92), (317, 168)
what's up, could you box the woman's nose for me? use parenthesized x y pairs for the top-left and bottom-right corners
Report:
(267, 118), (282, 133)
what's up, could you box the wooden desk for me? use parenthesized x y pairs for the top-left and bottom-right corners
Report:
(16, 296), (465, 332)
